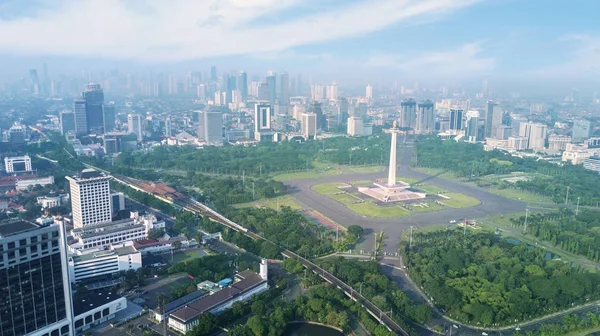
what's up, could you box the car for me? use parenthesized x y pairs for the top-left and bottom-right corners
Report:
(482, 333), (488, 336)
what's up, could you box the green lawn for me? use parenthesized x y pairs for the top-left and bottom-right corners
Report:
(330, 193), (361, 205)
(273, 169), (342, 181)
(351, 180), (374, 187)
(311, 182), (347, 195)
(440, 193), (480, 208)
(235, 195), (303, 210)
(349, 166), (385, 173)
(347, 202), (410, 218)
(413, 167), (464, 181)
(171, 249), (211, 263)
(396, 176), (421, 184)
(409, 202), (445, 213)
(486, 186), (552, 203)
(415, 184), (447, 194)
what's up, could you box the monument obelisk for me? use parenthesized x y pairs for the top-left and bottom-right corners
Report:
(387, 120), (399, 187)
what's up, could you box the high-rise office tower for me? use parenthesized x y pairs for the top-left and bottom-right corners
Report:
(197, 84), (206, 100)
(0, 220), (74, 336)
(327, 81), (338, 101)
(258, 82), (269, 101)
(82, 83), (104, 133)
(572, 119), (592, 143)
(366, 84), (373, 99)
(238, 71), (248, 102)
(415, 100), (435, 134)
(290, 76), (297, 97)
(280, 72), (290, 106)
(226, 75), (237, 104)
(168, 74), (178, 95)
(266, 75), (276, 107)
(165, 117), (172, 137)
(103, 103), (115, 133)
(254, 104), (274, 142)
(449, 108), (464, 130)
(29, 69), (40, 94)
(210, 66), (217, 82)
(310, 85), (324, 101)
(66, 169), (112, 229)
(338, 98), (349, 125)
(347, 117), (364, 136)
(73, 98), (88, 135)
(308, 102), (326, 130)
(128, 114), (143, 141)
(60, 111), (76, 135)
(485, 100), (502, 138)
(296, 74), (303, 96)
(399, 98), (417, 128)
(519, 122), (548, 150)
(301, 113), (317, 140)
(466, 115), (481, 142)
(195, 110), (223, 145)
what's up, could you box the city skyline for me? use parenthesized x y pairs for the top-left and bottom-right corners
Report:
(0, 0), (598, 88)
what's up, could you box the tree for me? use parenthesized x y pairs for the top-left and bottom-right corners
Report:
(348, 225), (364, 238)
(246, 316), (265, 336)
(172, 241), (182, 250)
(251, 300), (267, 316)
(147, 228), (165, 240)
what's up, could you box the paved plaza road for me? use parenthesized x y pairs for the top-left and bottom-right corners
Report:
(286, 143), (531, 254)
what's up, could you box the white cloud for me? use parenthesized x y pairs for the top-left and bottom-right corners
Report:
(0, 0), (481, 61)
(528, 34), (600, 79)
(365, 42), (495, 77)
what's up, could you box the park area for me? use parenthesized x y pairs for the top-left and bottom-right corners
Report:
(311, 178), (480, 218)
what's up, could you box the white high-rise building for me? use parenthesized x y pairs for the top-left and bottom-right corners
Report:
(327, 82), (338, 101)
(311, 85), (324, 101)
(128, 114), (142, 141)
(4, 155), (32, 173)
(519, 122), (548, 150)
(66, 169), (112, 229)
(347, 117), (364, 136)
(301, 113), (317, 140)
(196, 110), (223, 145)
(485, 101), (503, 138)
(366, 84), (373, 99)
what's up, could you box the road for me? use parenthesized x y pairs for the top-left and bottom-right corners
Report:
(286, 143), (528, 253)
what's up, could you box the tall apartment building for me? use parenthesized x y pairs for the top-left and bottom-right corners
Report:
(128, 114), (143, 142)
(449, 108), (464, 130)
(254, 104), (274, 142)
(301, 113), (317, 140)
(399, 99), (417, 128)
(60, 111), (76, 135)
(572, 119), (593, 143)
(519, 122), (548, 150)
(415, 100), (435, 134)
(73, 98), (88, 135)
(0, 220), (73, 336)
(66, 169), (112, 229)
(347, 117), (364, 136)
(83, 83), (105, 133)
(195, 110), (223, 145)
(485, 101), (503, 138)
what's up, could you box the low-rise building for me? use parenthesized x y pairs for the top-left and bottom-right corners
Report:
(68, 242), (142, 283)
(4, 155), (32, 173)
(548, 135), (571, 151)
(37, 193), (70, 208)
(168, 261), (269, 333)
(132, 237), (196, 255)
(583, 156), (600, 173)
(73, 291), (127, 334)
(152, 290), (208, 323)
(15, 176), (55, 190)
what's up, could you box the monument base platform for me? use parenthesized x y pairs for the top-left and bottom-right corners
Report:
(358, 181), (426, 203)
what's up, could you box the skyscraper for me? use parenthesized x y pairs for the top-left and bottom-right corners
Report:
(128, 114), (143, 141)
(399, 99), (417, 128)
(195, 110), (223, 145)
(0, 220), (74, 336)
(226, 75), (237, 104)
(238, 71), (248, 102)
(338, 98), (349, 125)
(60, 111), (76, 135)
(82, 83), (104, 133)
(73, 98), (88, 135)
(366, 84), (373, 99)
(572, 119), (592, 143)
(258, 82), (269, 101)
(266, 75), (276, 107)
(280, 72), (290, 106)
(485, 101), (502, 138)
(415, 100), (435, 134)
(165, 117), (172, 137)
(66, 169), (113, 229)
(210, 66), (217, 82)
(449, 108), (464, 130)
(466, 114), (481, 142)
(327, 81), (338, 101)
(308, 102), (326, 130)
(254, 104), (274, 142)
(103, 103), (115, 133)
(301, 113), (317, 140)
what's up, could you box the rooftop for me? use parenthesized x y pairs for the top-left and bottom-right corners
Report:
(73, 290), (123, 316)
(170, 271), (266, 323)
(162, 290), (207, 313)
(0, 220), (40, 238)
(71, 245), (138, 262)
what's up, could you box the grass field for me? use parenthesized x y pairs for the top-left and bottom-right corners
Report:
(486, 186), (552, 203)
(416, 184), (447, 194)
(235, 195), (303, 210)
(349, 166), (385, 173)
(347, 202), (410, 218)
(273, 169), (343, 181)
(311, 182), (347, 195)
(409, 202), (445, 213)
(441, 193), (480, 208)
(330, 193), (361, 205)
(413, 167), (464, 181)
(171, 248), (211, 263)
(396, 176), (421, 184)
(351, 180), (373, 187)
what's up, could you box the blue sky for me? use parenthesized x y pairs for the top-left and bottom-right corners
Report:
(0, 0), (598, 84)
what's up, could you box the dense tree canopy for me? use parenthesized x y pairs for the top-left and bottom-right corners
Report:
(403, 230), (600, 326)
